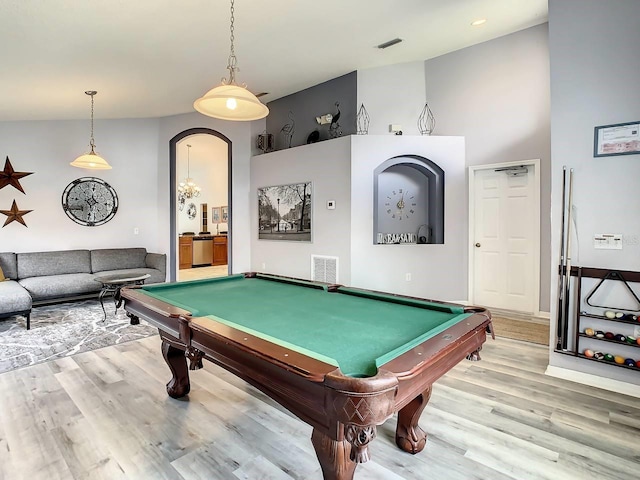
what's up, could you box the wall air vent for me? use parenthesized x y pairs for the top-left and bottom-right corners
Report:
(377, 38), (403, 49)
(311, 255), (339, 284)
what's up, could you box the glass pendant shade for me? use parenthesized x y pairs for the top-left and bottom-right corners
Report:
(70, 148), (112, 170)
(194, 84), (268, 121)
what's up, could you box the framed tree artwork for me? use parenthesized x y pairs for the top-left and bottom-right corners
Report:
(258, 182), (312, 241)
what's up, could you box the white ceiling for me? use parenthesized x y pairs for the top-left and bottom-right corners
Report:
(0, 0), (548, 121)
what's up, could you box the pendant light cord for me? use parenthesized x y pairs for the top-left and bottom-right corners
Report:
(225, 0), (238, 84)
(89, 92), (96, 152)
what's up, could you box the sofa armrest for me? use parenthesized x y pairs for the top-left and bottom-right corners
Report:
(145, 253), (167, 278)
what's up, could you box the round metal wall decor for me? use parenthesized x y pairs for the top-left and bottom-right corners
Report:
(61, 177), (118, 226)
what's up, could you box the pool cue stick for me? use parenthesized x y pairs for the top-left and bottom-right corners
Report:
(561, 168), (574, 350)
(555, 166), (567, 350)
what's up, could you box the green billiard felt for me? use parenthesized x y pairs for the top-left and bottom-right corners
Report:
(142, 275), (471, 377)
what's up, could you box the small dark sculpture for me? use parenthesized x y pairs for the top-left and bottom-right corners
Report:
(329, 102), (342, 138)
(307, 130), (320, 144)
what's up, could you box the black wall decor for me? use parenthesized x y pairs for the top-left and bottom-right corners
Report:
(61, 177), (118, 226)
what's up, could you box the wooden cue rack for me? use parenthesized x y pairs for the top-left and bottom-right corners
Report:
(563, 265), (640, 371)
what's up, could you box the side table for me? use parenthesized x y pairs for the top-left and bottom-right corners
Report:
(95, 273), (151, 321)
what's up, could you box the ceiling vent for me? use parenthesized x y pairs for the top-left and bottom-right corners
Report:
(377, 38), (403, 49)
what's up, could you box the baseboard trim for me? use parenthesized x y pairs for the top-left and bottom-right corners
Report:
(545, 365), (640, 397)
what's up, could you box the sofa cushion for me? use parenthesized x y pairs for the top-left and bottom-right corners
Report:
(19, 273), (100, 301)
(0, 266), (5, 282)
(0, 252), (17, 280)
(17, 250), (91, 279)
(91, 248), (147, 273)
(0, 280), (32, 315)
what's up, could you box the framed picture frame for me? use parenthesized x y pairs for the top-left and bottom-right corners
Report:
(211, 206), (221, 223)
(258, 182), (312, 241)
(594, 121), (640, 157)
(221, 205), (229, 223)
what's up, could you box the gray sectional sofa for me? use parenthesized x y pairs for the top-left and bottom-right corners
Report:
(0, 248), (166, 329)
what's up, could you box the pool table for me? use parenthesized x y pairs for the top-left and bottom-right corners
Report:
(121, 273), (492, 480)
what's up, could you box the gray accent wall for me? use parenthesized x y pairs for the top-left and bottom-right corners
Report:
(265, 72), (357, 151)
(424, 24), (551, 313)
(548, 0), (640, 386)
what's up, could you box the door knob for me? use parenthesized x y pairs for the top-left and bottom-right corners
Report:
(475, 243), (481, 247)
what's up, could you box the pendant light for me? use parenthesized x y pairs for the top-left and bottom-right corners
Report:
(193, 0), (269, 121)
(71, 91), (112, 170)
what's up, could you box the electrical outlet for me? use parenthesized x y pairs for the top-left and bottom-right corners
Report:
(261, 263), (266, 270)
(405, 273), (412, 282)
(133, 227), (139, 235)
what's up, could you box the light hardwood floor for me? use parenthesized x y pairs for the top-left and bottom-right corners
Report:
(0, 336), (638, 480)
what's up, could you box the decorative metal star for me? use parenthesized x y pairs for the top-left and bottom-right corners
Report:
(0, 200), (33, 227)
(0, 156), (34, 193)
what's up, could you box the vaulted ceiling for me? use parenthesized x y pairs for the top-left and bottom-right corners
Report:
(0, 0), (547, 121)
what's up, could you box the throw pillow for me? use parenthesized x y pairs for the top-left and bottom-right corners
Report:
(0, 266), (5, 281)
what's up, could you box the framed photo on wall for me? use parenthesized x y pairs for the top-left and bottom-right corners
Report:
(594, 121), (640, 157)
(258, 182), (312, 241)
(221, 206), (229, 222)
(212, 207), (221, 223)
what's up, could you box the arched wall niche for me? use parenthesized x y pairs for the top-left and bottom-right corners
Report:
(169, 128), (232, 281)
(373, 154), (444, 245)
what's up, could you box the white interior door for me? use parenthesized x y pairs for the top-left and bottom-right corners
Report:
(471, 164), (538, 313)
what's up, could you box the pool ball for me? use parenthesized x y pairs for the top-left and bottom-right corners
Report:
(615, 334), (626, 342)
(625, 358), (635, 367)
(636, 360), (640, 368)
(584, 328), (595, 336)
(593, 352), (605, 360)
(637, 337), (640, 346)
(595, 330), (605, 338)
(604, 332), (615, 340)
(615, 312), (624, 319)
(604, 353), (614, 362)
(583, 349), (594, 358)
(627, 336), (637, 344)
(605, 310), (616, 319)
(614, 355), (625, 364)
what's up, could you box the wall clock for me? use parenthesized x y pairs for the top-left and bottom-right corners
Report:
(384, 187), (417, 221)
(62, 177), (118, 226)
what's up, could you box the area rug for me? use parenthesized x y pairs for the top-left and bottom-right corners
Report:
(491, 316), (549, 345)
(0, 299), (157, 374)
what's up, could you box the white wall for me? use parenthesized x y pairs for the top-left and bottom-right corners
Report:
(548, 0), (640, 386)
(357, 61), (426, 136)
(0, 118), (162, 253)
(351, 135), (466, 301)
(424, 24), (551, 312)
(250, 137), (352, 282)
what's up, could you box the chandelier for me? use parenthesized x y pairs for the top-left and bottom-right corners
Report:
(178, 144), (200, 209)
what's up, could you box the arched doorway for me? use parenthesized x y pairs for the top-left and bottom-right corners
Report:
(169, 128), (232, 281)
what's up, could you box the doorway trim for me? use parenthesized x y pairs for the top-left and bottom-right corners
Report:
(169, 128), (232, 282)
(468, 159), (541, 316)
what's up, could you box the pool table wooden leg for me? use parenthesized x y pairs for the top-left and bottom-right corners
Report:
(311, 428), (357, 480)
(161, 341), (191, 398)
(395, 386), (432, 454)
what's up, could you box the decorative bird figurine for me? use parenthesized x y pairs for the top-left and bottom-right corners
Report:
(280, 111), (295, 148)
(329, 102), (342, 138)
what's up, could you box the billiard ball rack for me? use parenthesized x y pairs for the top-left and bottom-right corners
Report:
(562, 265), (640, 372)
